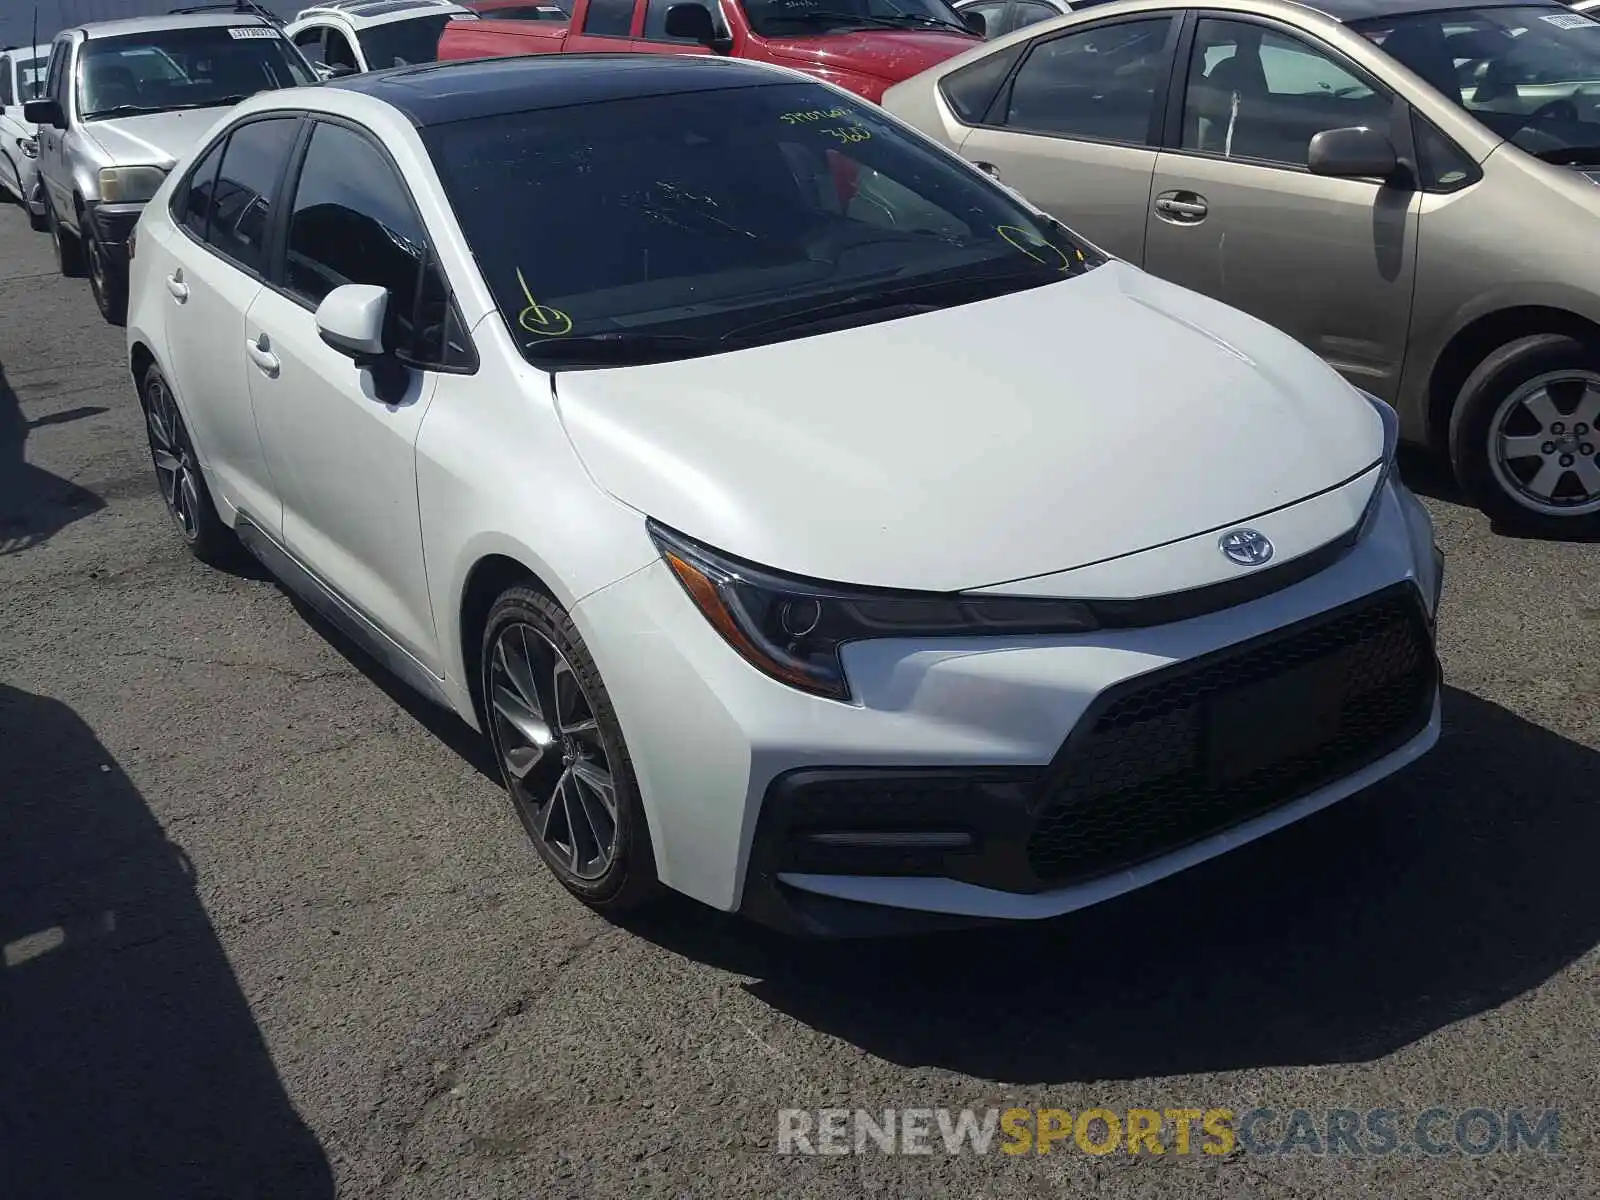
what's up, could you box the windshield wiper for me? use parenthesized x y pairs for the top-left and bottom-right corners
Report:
(769, 10), (927, 29)
(723, 265), (1067, 341)
(1533, 144), (1600, 165)
(522, 332), (719, 366)
(83, 104), (167, 119)
(861, 12), (972, 33)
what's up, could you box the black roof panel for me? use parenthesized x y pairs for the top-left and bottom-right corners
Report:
(328, 53), (796, 125)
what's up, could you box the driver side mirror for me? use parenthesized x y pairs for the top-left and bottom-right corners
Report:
(317, 284), (412, 404)
(664, 3), (731, 51)
(317, 284), (389, 359)
(961, 9), (987, 35)
(24, 98), (64, 129)
(1308, 125), (1399, 180)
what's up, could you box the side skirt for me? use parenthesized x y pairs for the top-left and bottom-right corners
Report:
(233, 513), (455, 713)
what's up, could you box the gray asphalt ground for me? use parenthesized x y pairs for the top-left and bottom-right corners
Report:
(1, 196), (1597, 1200)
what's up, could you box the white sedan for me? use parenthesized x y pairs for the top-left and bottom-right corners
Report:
(125, 54), (1443, 935)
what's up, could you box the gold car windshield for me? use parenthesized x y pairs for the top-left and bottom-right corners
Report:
(1356, 4), (1600, 160)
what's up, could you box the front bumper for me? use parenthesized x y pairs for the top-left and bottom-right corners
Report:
(84, 201), (145, 266)
(573, 480), (1443, 935)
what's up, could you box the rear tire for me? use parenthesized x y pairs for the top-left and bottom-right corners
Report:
(1448, 333), (1600, 536)
(47, 198), (84, 277)
(480, 586), (660, 914)
(140, 362), (236, 565)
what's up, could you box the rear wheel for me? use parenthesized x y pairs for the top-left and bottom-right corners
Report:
(480, 586), (659, 913)
(1449, 333), (1600, 535)
(141, 362), (235, 564)
(47, 198), (84, 277)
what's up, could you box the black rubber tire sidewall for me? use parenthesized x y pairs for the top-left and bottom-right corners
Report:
(1448, 332), (1600, 535)
(87, 223), (127, 325)
(140, 362), (234, 565)
(480, 586), (659, 913)
(48, 200), (84, 277)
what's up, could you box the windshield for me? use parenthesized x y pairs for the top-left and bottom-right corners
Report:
(17, 55), (47, 101)
(425, 80), (1102, 366)
(357, 14), (457, 69)
(77, 26), (315, 121)
(1354, 4), (1600, 159)
(740, 0), (970, 38)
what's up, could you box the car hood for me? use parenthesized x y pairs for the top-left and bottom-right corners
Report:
(553, 261), (1383, 593)
(762, 29), (979, 84)
(81, 107), (230, 169)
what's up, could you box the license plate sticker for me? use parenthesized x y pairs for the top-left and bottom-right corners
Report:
(228, 26), (280, 39)
(1208, 657), (1343, 787)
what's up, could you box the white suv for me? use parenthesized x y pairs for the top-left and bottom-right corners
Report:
(126, 55), (1442, 936)
(285, 0), (477, 77)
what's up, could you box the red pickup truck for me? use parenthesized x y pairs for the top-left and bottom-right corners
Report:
(438, 0), (984, 103)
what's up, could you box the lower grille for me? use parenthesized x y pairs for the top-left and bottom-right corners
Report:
(1027, 585), (1436, 885)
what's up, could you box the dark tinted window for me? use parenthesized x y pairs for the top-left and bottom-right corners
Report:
(1005, 18), (1172, 143)
(174, 134), (227, 240)
(76, 26), (314, 120)
(424, 80), (1103, 366)
(940, 40), (1024, 121)
(643, 0), (727, 40)
(324, 27), (359, 69)
(205, 117), (299, 272)
(286, 122), (429, 355)
(47, 41), (68, 110)
(581, 0), (635, 36)
(1180, 19), (1388, 166)
(293, 27), (327, 65)
(0, 59), (13, 107)
(960, 1), (1008, 38)
(1413, 114), (1478, 191)
(357, 14), (454, 68)
(1012, 0), (1059, 30)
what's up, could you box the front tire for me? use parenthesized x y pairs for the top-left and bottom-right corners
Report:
(1449, 333), (1600, 535)
(140, 362), (235, 564)
(85, 220), (127, 325)
(480, 586), (659, 913)
(46, 198), (84, 277)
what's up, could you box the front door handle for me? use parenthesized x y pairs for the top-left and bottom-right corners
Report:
(165, 270), (188, 302)
(1153, 191), (1209, 222)
(245, 334), (280, 377)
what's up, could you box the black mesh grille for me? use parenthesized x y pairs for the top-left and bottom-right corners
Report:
(1027, 587), (1436, 886)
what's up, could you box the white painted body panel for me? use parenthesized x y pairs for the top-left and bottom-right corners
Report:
(126, 74), (1440, 927)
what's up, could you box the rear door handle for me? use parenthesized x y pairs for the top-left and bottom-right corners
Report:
(165, 270), (188, 302)
(1154, 191), (1209, 222)
(245, 334), (280, 377)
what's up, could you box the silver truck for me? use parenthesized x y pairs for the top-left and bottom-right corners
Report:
(25, 5), (315, 323)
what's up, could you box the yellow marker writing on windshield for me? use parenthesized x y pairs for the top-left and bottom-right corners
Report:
(516, 267), (572, 338)
(996, 224), (1072, 271)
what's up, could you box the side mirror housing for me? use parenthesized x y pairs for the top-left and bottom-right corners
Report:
(962, 8), (987, 35)
(1308, 125), (1399, 180)
(664, 2), (719, 46)
(24, 98), (64, 129)
(316, 283), (388, 360)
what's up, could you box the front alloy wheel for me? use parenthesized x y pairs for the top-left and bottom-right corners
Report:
(490, 622), (619, 880)
(1487, 370), (1600, 518)
(480, 587), (657, 912)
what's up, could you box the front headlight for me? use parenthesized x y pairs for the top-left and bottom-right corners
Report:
(648, 521), (1098, 702)
(98, 164), (167, 205)
(1354, 387), (1400, 541)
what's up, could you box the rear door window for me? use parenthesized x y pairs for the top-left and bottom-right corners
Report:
(203, 117), (301, 274)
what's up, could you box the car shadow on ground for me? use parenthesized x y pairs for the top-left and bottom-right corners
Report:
(625, 685), (1600, 1083)
(0, 682), (335, 1199)
(1399, 445), (1600, 543)
(0, 356), (105, 555)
